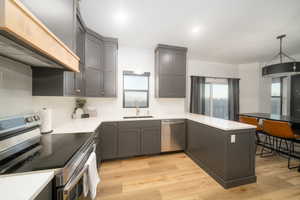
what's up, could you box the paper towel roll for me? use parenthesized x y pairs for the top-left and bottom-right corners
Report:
(40, 108), (53, 134)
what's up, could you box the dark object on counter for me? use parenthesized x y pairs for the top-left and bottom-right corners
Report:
(81, 114), (90, 118)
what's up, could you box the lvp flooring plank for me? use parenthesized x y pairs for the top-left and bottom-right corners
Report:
(97, 153), (300, 200)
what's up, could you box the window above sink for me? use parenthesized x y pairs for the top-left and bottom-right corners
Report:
(123, 71), (150, 108)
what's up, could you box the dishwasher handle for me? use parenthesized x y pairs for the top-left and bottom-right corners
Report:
(161, 120), (185, 125)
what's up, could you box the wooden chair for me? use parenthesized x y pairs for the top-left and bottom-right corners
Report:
(263, 120), (300, 169)
(239, 116), (263, 155)
(239, 116), (262, 131)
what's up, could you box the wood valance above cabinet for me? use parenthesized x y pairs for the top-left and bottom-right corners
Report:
(0, 0), (79, 72)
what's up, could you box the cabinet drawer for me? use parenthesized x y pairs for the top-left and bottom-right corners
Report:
(119, 120), (161, 129)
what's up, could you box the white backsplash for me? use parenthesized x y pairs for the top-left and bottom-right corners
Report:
(33, 96), (185, 128)
(0, 57), (33, 118)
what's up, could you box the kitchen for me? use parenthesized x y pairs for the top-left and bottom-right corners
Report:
(1, 0), (300, 200)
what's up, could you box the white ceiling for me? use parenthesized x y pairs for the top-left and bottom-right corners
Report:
(80, 0), (300, 64)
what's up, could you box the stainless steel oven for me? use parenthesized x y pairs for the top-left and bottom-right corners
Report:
(56, 137), (96, 200)
(0, 114), (99, 200)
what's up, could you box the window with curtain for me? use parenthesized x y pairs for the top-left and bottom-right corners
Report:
(204, 78), (229, 119)
(123, 71), (150, 108)
(271, 78), (282, 115)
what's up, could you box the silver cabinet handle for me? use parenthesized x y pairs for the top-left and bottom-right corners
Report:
(75, 89), (81, 93)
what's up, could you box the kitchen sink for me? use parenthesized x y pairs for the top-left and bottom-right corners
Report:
(123, 116), (154, 119)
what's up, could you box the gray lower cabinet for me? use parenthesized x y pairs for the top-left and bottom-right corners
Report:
(186, 120), (256, 189)
(155, 44), (187, 98)
(100, 120), (161, 161)
(118, 127), (141, 158)
(141, 127), (161, 155)
(99, 122), (118, 160)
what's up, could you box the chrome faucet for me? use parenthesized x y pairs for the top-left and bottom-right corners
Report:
(136, 105), (140, 116)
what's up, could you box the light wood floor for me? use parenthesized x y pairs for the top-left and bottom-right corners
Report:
(96, 153), (300, 200)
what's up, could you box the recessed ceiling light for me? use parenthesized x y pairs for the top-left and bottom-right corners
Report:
(114, 10), (129, 25)
(191, 26), (201, 34)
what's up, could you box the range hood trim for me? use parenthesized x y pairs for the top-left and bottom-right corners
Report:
(0, 0), (79, 72)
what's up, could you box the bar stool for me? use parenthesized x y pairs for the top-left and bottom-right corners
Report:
(263, 120), (300, 169)
(239, 116), (263, 154)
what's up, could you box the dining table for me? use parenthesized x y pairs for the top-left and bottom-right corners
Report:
(239, 113), (300, 129)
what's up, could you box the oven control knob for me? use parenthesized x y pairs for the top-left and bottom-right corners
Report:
(26, 117), (33, 123)
(34, 115), (40, 121)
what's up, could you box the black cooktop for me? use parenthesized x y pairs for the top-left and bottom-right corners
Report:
(1, 133), (93, 175)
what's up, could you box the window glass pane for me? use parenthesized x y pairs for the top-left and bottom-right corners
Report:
(124, 91), (148, 107)
(204, 84), (211, 116)
(271, 82), (281, 96)
(124, 75), (148, 90)
(212, 84), (228, 119)
(271, 97), (281, 115)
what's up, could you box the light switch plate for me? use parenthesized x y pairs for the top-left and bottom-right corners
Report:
(230, 134), (236, 143)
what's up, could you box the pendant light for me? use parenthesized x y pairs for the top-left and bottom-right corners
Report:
(262, 34), (300, 76)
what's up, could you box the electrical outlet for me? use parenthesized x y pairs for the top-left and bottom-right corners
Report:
(230, 134), (236, 143)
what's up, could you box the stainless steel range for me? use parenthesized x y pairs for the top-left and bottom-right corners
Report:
(0, 114), (96, 200)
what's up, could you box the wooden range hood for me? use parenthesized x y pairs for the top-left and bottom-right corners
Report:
(0, 0), (79, 72)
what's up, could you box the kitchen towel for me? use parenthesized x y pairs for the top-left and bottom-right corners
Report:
(83, 152), (100, 199)
(40, 108), (53, 134)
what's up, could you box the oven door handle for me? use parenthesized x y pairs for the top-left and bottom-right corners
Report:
(63, 164), (88, 196)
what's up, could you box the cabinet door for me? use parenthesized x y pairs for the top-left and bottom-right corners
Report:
(64, 71), (76, 96)
(118, 128), (141, 158)
(85, 67), (104, 97)
(141, 127), (161, 155)
(100, 123), (118, 160)
(103, 43), (117, 97)
(159, 75), (186, 97)
(158, 49), (173, 75)
(172, 50), (186, 75)
(85, 34), (103, 68)
(76, 19), (85, 64)
(170, 122), (186, 150)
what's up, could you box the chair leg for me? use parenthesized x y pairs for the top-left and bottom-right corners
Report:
(288, 142), (300, 170)
(260, 135), (274, 157)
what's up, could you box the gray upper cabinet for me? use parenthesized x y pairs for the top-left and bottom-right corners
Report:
(155, 44), (187, 98)
(84, 30), (104, 97)
(85, 32), (103, 68)
(103, 38), (118, 97)
(29, 1), (118, 97)
(84, 30), (118, 97)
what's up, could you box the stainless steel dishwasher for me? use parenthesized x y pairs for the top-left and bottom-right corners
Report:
(161, 119), (186, 152)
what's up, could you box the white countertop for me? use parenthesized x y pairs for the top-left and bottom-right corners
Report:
(53, 113), (255, 134)
(0, 170), (54, 200)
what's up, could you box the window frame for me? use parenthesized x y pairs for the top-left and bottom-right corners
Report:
(123, 71), (150, 108)
(271, 77), (283, 115)
(204, 78), (229, 119)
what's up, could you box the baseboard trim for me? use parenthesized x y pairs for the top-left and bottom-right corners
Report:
(186, 151), (257, 189)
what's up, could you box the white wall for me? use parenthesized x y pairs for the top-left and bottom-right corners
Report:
(238, 63), (261, 113)
(186, 60), (239, 111)
(33, 47), (185, 128)
(0, 57), (33, 118)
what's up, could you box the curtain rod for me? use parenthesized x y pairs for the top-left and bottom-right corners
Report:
(190, 75), (240, 80)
